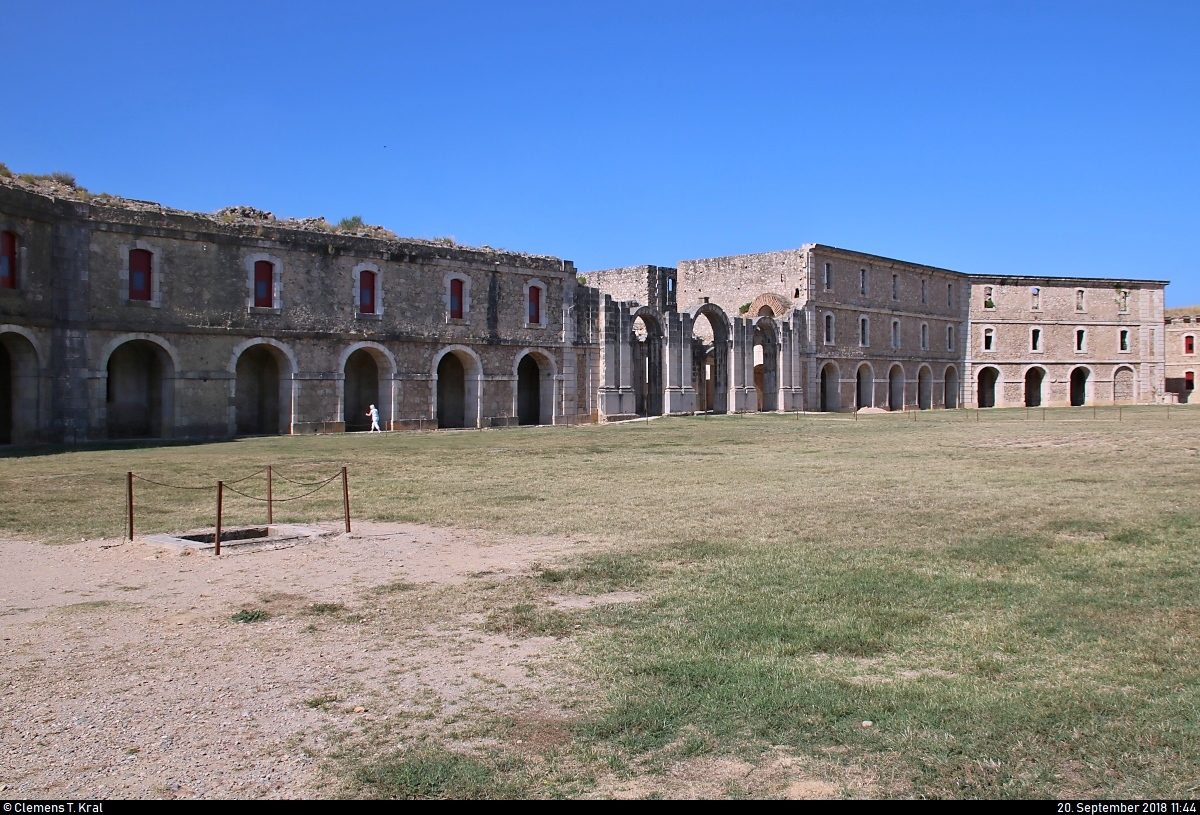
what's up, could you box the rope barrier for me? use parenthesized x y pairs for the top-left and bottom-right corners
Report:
(222, 472), (340, 503)
(271, 469), (341, 487)
(130, 474), (214, 491)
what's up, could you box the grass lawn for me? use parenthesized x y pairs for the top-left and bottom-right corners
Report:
(2, 405), (1198, 797)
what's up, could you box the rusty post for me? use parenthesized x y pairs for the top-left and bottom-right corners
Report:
(342, 466), (351, 533)
(215, 481), (224, 556)
(127, 472), (134, 542)
(267, 465), (273, 525)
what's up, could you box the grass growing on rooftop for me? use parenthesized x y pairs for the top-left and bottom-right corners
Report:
(2, 406), (1198, 796)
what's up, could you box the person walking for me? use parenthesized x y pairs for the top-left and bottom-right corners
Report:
(367, 404), (381, 432)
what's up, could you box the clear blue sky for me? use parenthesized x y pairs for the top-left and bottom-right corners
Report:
(5, 1), (1198, 304)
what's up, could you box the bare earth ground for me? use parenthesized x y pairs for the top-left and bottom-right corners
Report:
(0, 522), (600, 798)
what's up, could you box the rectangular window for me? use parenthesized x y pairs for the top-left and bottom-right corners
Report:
(528, 286), (541, 324)
(1076, 329), (1086, 351)
(1187, 371), (1195, 391)
(984, 286), (995, 308)
(823, 263), (832, 291)
(1031, 328), (1041, 351)
(947, 325), (955, 351)
(1119, 290), (1129, 312)
(254, 260), (274, 308)
(1119, 329), (1129, 352)
(0, 232), (16, 289)
(859, 269), (867, 295)
(947, 282), (953, 307)
(892, 274), (899, 300)
(450, 278), (463, 319)
(984, 328), (994, 351)
(1186, 335), (1194, 354)
(920, 323), (928, 350)
(1076, 289), (1085, 311)
(921, 279), (927, 304)
(892, 321), (900, 349)
(824, 314), (833, 344)
(129, 248), (152, 301)
(359, 270), (375, 314)
(1031, 287), (1040, 310)
(860, 317), (869, 346)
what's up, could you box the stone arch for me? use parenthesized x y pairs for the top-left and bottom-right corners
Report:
(1070, 365), (1092, 407)
(888, 364), (905, 411)
(819, 361), (840, 412)
(432, 345), (483, 429)
(1024, 365), (1046, 407)
(690, 303), (731, 414)
(229, 340), (296, 436)
(747, 292), (792, 320)
(753, 316), (779, 412)
(101, 335), (178, 440)
(340, 342), (397, 431)
(0, 327), (43, 444)
(513, 348), (558, 426)
(1113, 365), (1136, 404)
(944, 365), (959, 409)
(977, 366), (1000, 408)
(630, 307), (665, 417)
(917, 365), (933, 410)
(856, 362), (874, 409)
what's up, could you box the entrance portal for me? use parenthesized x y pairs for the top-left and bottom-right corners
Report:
(1070, 367), (1089, 406)
(856, 365), (873, 409)
(517, 354), (541, 425)
(690, 308), (729, 414)
(888, 366), (904, 411)
(1025, 367), (1044, 407)
(819, 363), (839, 412)
(753, 319), (778, 412)
(235, 345), (283, 435)
(344, 349), (379, 432)
(437, 353), (466, 428)
(918, 367), (932, 410)
(977, 367), (999, 408)
(944, 367), (959, 409)
(631, 314), (664, 417)
(107, 340), (171, 439)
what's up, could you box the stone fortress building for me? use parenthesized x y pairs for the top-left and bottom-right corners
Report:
(0, 173), (1190, 445)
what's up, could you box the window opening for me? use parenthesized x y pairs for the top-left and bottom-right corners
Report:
(891, 320), (900, 349)
(0, 232), (16, 289)
(1187, 371), (1195, 391)
(1031, 328), (1041, 351)
(359, 270), (376, 314)
(860, 269), (867, 295)
(450, 278), (464, 319)
(1185, 335), (1194, 354)
(984, 286), (995, 308)
(528, 285), (541, 324)
(1119, 329), (1129, 352)
(920, 323), (928, 350)
(823, 263), (832, 291)
(254, 260), (274, 308)
(824, 314), (833, 344)
(1076, 329), (1086, 352)
(892, 274), (899, 300)
(947, 325), (955, 351)
(947, 282), (953, 307)
(1076, 289), (1085, 311)
(921, 279), (927, 304)
(129, 248), (152, 301)
(860, 317), (869, 346)
(1031, 287), (1040, 310)
(1119, 290), (1128, 312)
(984, 328), (994, 351)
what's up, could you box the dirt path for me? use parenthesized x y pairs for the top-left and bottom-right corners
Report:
(0, 523), (595, 798)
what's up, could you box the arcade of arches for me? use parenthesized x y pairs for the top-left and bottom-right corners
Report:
(106, 340), (172, 440)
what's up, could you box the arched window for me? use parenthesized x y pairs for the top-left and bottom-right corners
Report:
(983, 327), (995, 351)
(528, 285), (542, 324)
(1185, 335), (1195, 355)
(859, 316), (869, 347)
(445, 272), (471, 321)
(129, 248), (153, 301)
(891, 319), (900, 349)
(450, 278), (464, 319)
(0, 232), (17, 289)
(920, 322), (929, 350)
(823, 313), (834, 344)
(1076, 289), (1085, 311)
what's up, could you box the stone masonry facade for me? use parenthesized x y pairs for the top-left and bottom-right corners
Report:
(0, 177), (1179, 445)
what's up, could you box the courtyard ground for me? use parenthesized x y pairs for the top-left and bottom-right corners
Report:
(1, 406), (1197, 798)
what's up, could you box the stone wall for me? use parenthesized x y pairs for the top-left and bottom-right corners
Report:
(1164, 311), (1199, 402)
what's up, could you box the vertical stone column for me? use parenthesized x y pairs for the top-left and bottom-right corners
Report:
(617, 303), (635, 416)
(664, 311), (696, 414)
(50, 213), (92, 442)
(729, 316), (752, 413)
(598, 295), (628, 419)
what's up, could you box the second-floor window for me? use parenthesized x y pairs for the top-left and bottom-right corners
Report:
(984, 286), (995, 309)
(921, 279), (927, 304)
(947, 325), (955, 351)
(1076, 329), (1086, 351)
(1119, 329), (1129, 352)
(528, 285), (541, 324)
(359, 270), (376, 314)
(823, 263), (832, 291)
(129, 248), (152, 301)
(1186, 335), (1195, 355)
(859, 316), (869, 346)
(824, 313), (834, 344)
(0, 232), (16, 289)
(984, 327), (995, 351)
(1076, 289), (1085, 311)
(450, 278), (464, 319)
(892, 274), (899, 300)
(1031, 328), (1041, 351)
(859, 269), (868, 295)
(891, 319), (900, 349)
(254, 260), (274, 308)
(1031, 287), (1040, 310)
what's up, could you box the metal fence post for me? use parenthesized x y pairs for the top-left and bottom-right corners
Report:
(215, 481), (224, 556)
(267, 465), (273, 525)
(127, 472), (134, 542)
(342, 466), (351, 534)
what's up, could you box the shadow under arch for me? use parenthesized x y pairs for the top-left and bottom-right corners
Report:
(819, 360), (840, 412)
(339, 341), (397, 431)
(228, 338), (298, 436)
(0, 326), (43, 444)
(690, 303), (731, 414)
(513, 348), (558, 426)
(432, 345), (483, 429)
(630, 306), (665, 417)
(101, 334), (179, 440)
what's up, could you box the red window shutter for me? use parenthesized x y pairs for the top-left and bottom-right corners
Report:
(1187, 372), (1195, 390)
(0, 232), (15, 289)
(1187, 336), (1195, 354)
(129, 249), (152, 301)
(360, 271), (375, 313)
(450, 279), (463, 319)
(529, 286), (541, 324)
(254, 261), (274, 308)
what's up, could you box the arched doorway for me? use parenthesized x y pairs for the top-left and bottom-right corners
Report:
(754, 318), (778, 412)
(107, 339), (173, 439)
(0, 342), (10, 444)
(0, 331), (34, 444)
(819, 362), (840, 412)
(978, 367), (999, 408)
(437, 353), (466, 428)
(1113, 366), (1135, 403)
(517, 354), (541, 425)
(856, 364), (873, 409)
(1070, 367), (1089, 406)
(631, 312), (664, 417)
(235, 345), (285, 435)
(918, 367), (932, 410)
(691, 307), (729, 414)
(944, 366), (959, 409)
(344, 349), (380, 432)
(1025, 367), (1045, 407)
(888, 365), (904, 411)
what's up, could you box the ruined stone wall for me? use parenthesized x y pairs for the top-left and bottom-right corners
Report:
(676, 250), (806, 316)
(581, 265), (677, 314)
(966, 276), (1167, 407)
